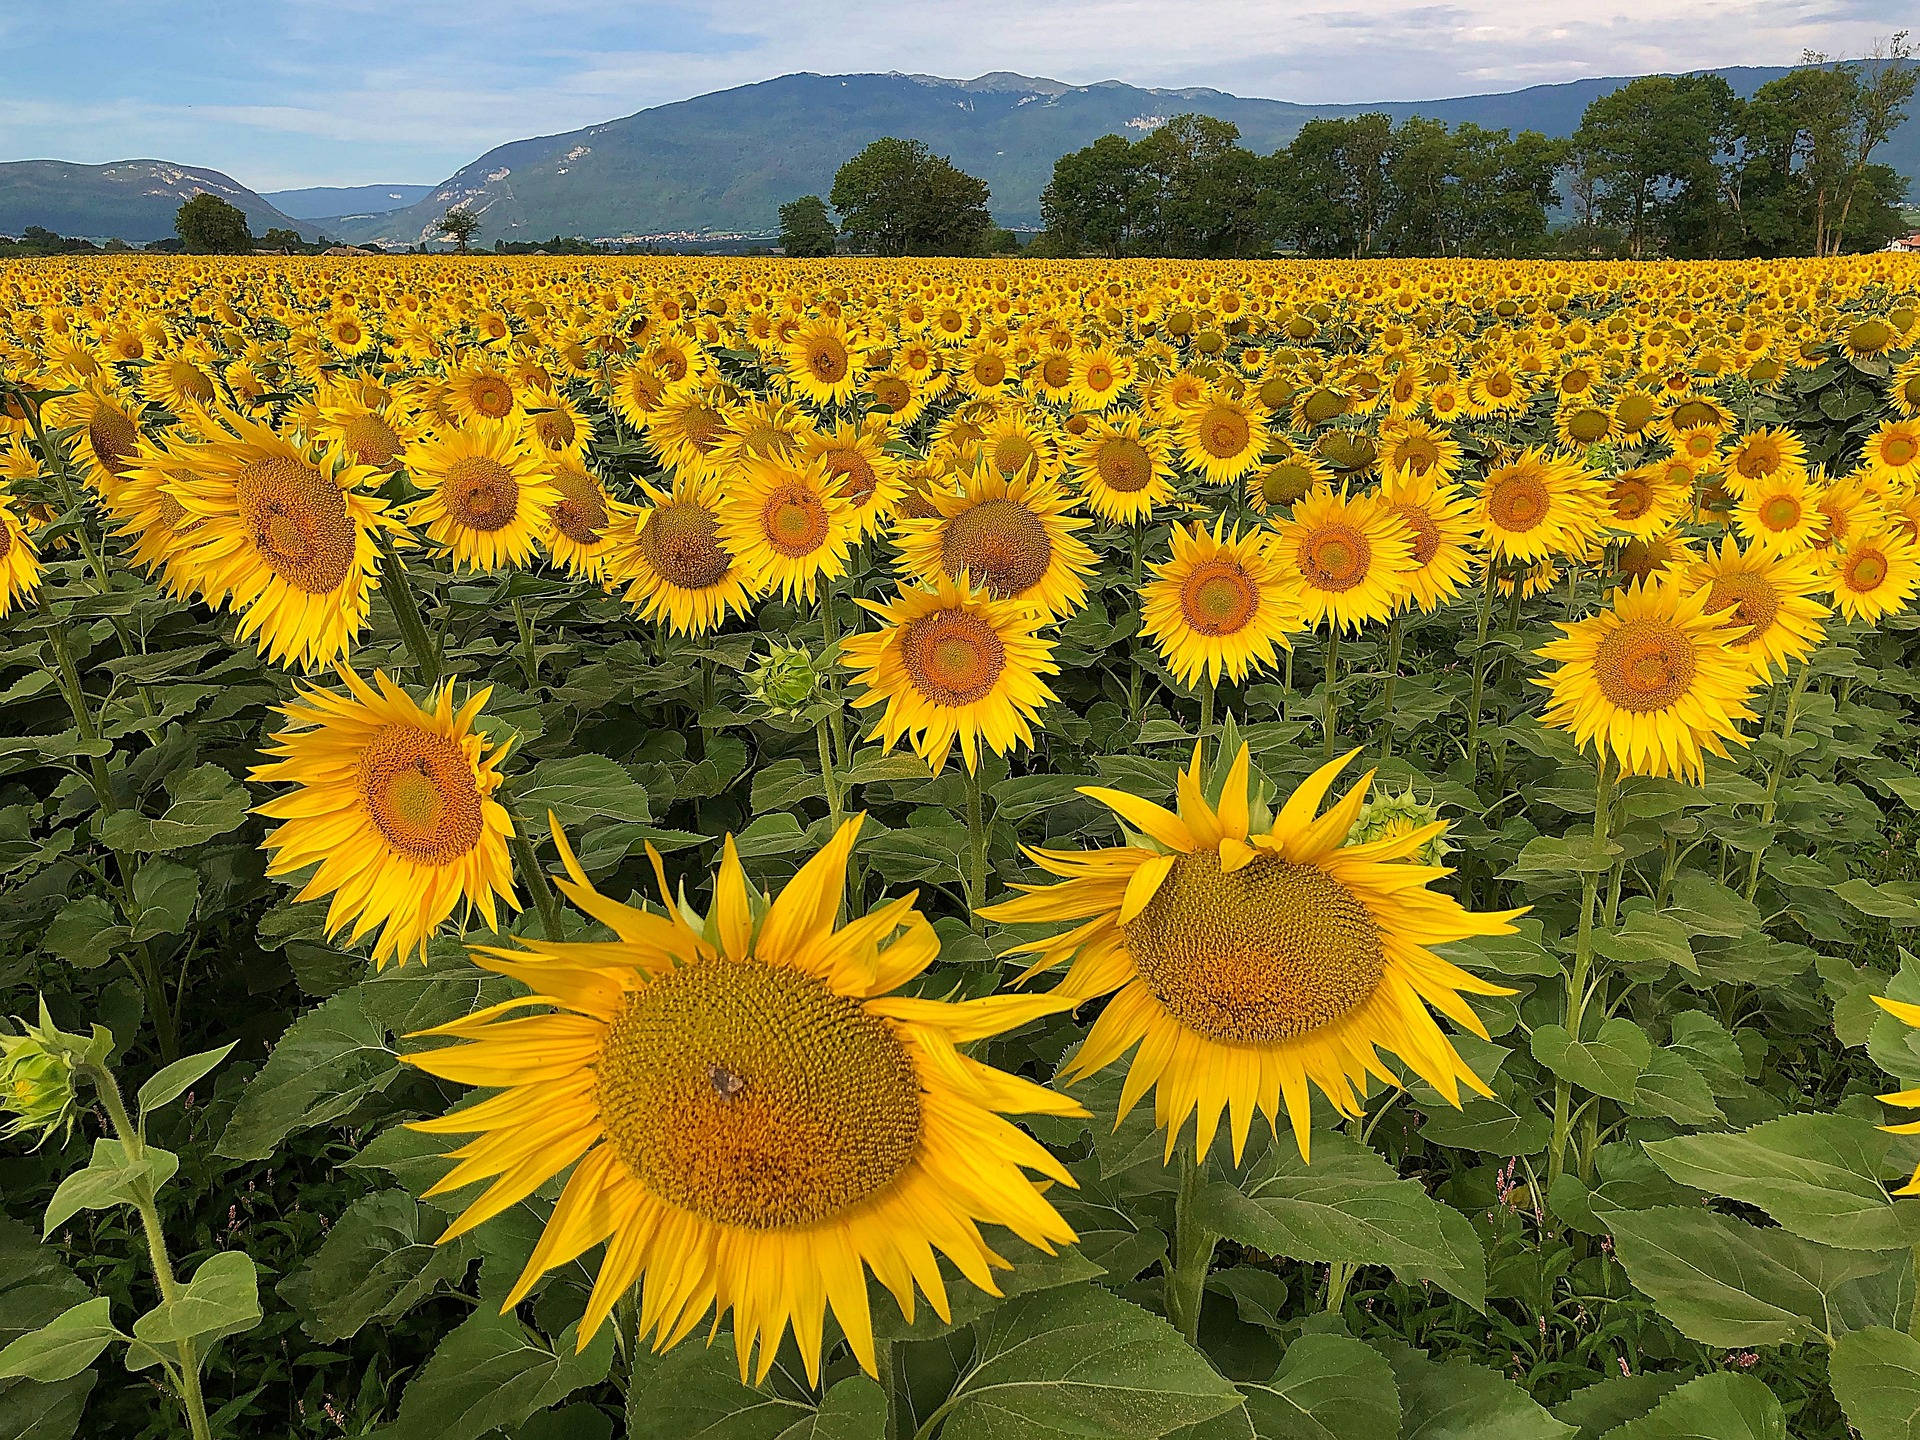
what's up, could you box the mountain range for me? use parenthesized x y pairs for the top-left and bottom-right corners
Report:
(5, 67), (1915, 247)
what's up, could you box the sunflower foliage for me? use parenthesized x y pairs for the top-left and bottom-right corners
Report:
(1, 256), (1920, 1440)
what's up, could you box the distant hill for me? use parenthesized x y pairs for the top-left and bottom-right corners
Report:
(0, 160), (315, 243)
(262, 183), (436, 219)
(330, 66), (1919, 245)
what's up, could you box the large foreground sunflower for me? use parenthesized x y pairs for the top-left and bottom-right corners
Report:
(1536, 576), (1757, 782)
(252, 668), (518, 967)
(985, 744), (1519, 1160)
(405, 819), (1079, 1381)
(613, 475), (757, 635)
(0, 487), (40, 616)
(842, 576), (1059, 774)
(892, 466), (1096, 620)
(1683, 537), (1828, 680)
(405, 421), (557, 572)
(1141, 521), (1299, 687)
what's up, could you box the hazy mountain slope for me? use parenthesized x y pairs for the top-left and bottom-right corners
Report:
(262, 183), (436, 219)
(0, 160), (314, 242)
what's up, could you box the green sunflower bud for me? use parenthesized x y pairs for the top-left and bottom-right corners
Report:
(745, 643), (822, 717)
(0, 1009), (84, 1147)
(1347, 787), (1450, 867)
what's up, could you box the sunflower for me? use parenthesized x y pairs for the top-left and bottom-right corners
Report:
(609, 363), (672, 432)
(1600, 465), (1689, 540)
(0, 487), (40, 617)
(1071, 346), (1134, 411)
(155, 405), (407, 669)
(1376, 473), (1479, 612)
(252, 667), (517, 968)
(1141, 521), (1298, 688)
(405, 421), (557, 573)
(614, 475), (756, 635)
(644, 386), (736, 482)
(140, 352), (220, 413)
(784, 317), (862, 407)
(1616, 528), (1699, 585)
(545, 462), (631, 581)
(985, 743), (1520, 1161)
(802, 419), (908, 540)
(1176, 390), (1268, 485)
(1825, 526), (1920, 624)
(892, 465), (1095, 621)
(719, 456), (854, 603)
(1246, 452), (1336, 515)
(1377, 418), (1463, 486)
(524, 391), (594, 466)
(1863, 417), (1920, 484)
(1066, 412), (1175, 523)
(312, 393), (417, 474)
(975, 409), (1061, 485)
(403, 818), (1079, 1382)
(841, 575), (1059, 775)
(1734, 470), (1822, 554)
(1891, 356), (1920, 418)
(1268, 488), (1416, 632)
(444, 361), (522, 424)
(44, 385), (144, 493)
(1811, 470), (1888, 553)
(1473, 447), (1601, 562)
(1683, 537), (1828, 681)
(1722, 426), (1807, 497)
(1536, 575), (1757, 782)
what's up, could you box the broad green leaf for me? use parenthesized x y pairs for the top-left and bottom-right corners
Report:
(1551, 1374), (1686, 1439)
(938, 1283), (1242, 1440)
(1592, 911), (1695, 973)
(279, 1190), (476, 1343)
(1601, 1371), (1784, 1440)
(1372, 1339), (1573, 1440)
(1623, 1051), (1720, 1126)
(1508, 835), (1620, 882)
(382, 1312), (616, 1440)
(1839, 879), (1920, 926)
(1239, 1333), (1398, 1440)
(515, 755), (653, 825)
(1530, 1020), (1650, 1103)
(135, 1041), (235, 1117)
(0, 1216), (99, 1437)
(873, 1239), (1105, 1343)
(97, 764), (250, 853)
(0, 1300), (117, 1385)
(1666, 1013), (1748, 1096)
(777, 1377), (887, 1440)
(42, 896), (129, 970)
(44, 1140), (178, 1234)
(126, 859), (198, 941)
(1192, 1134), (1460, 1280)
(1644, 1114), (1920, 1250)
(1665, 873), (1761, 938)
(625, 1337), (814, 1440)
(1831, 1325), (1920, 1440)
(129, 1251), (260, 1352)
(1603, 1205), (1898, 1347)
(1207, 1268), (1290, 1330)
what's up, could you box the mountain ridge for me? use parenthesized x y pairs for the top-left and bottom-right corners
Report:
(0, 159), (315, 244)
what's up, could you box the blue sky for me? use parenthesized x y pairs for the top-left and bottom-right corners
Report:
(1, 0), (1909, 190)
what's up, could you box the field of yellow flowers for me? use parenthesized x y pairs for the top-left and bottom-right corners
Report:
(4, 252), (1920, 1440)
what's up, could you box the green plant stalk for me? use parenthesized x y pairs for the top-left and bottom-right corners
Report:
(511, 597), (539, 688)
(378, 537), (441, 687)
(1463, 573), (1496, 772)
(964, 766), (988, 932)
(874, 1337), (905, 1440)
(1379, 614), (1405, 757)
(82, 1060), (213, 1440)
(1198, 679), (1215, 736)
(37, 590), (117, 817)
(1166, 1149), (1215, 1347)
(816, 716), (844, 830)
(1743, 658), (1813, 902)
(1322, 625), (1342, 758)
(1548, 753), (1614, 1193)
(497, 790), (563, 941)
(820, 589), (848, 772)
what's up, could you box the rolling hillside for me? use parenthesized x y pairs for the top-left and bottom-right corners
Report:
(261, 183), (436, 220)
(0, 160), (314, 243)
(333, 66), (1919, 245)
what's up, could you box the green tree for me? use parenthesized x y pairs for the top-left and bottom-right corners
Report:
(435, 207), (481, 253)
(259, 227), (306, 253)
(829, 138), (993, 256)
(777, 195), (837, 257)
(1040, 134), (1146, 257)
(1276, 115), (1395, 257)
(174, 194), (252, 254)
(1572, 74), (1736, 258)
(1133, 114), (1280, 258)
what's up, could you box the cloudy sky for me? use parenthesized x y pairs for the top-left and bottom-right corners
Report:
(1, 0), (1906, 191)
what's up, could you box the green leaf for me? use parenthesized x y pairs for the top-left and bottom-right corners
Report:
(43, 896), (130, 970)
(1666, 1013), (1748, 1096)
(97, 764), (250, 853)
(44, 1140), (178, 1234)
(624, 1338), (815, 1440)
(135, 1041), (235, 1117)
(126, 859), (198, 941)
(1831, 1325), (1920, 1440)
(1644, 1114), (1920, 1250)
(279, 1190), (476, 1343)
(938, 1283), (1242, 1440)
(1838, 879), (1920, 926)
(0, 1300), (118, 1385)
(1372, 1339), (1574, 1440)
(1192, 1135), (1472, 1296)
(1665, 873), (1761, 938)
(380, 1311), (616, 1440)
(1601, 1371), (1784, 1440)
(1239, 1333), (1398, 1440)
(1530, 1020), (1651, 1103)
(516, 755), (653, 825)
(129, 1251), (260, 1353)
(1551, 1375), (1686, 1439)
(0, 1216), (100, 1437)
(1508, 835), (1621, 882)
(873, 1239), (1105, 1343)
(1623, 1051), (1720, 1126)
(1603, 1205), (1899, 1347)
(777, 1377), (887, 1440)
(1592, 911), (1695, 973)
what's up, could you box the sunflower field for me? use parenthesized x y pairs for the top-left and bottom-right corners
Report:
(5, 254), (1920, 1440)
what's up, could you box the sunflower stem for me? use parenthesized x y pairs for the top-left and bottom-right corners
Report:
(1463, 572), (1495, 775)
(1379, 615), (1404, 757)
(1198, 681), (1214, 737)
(1743, 657), (1813, 902)
(378, 535), (441, 688)
(1321, 626), (1342, 759)
(964, 766), (989, 930)
(874, 1338), (905, 1440)
(511, 597), (539, 688)
(81, 1058), (214, 1440)
(1166, 1147), (1215, 1348)
(498, 790), (563, 941)
(816, 716), (844, 831)
(1548, 753), (1614, 1195)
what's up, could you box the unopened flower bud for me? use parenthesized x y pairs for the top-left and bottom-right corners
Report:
(745, 643), (822, 717)
(1347, 786), (1450, 867)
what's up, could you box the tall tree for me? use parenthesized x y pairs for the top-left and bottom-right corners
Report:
(1040, 134), (1147, 257)
(829, 139), (992, 256)
(1830, 34), (1917, 254)
(174, 195), (252, 254)
(777, 195), (837, 257)
(435, 207), (481, 253)
(1572, 75), (1735, 258)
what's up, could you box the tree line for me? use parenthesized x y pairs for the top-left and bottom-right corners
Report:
(780, 39), (1914, 261)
